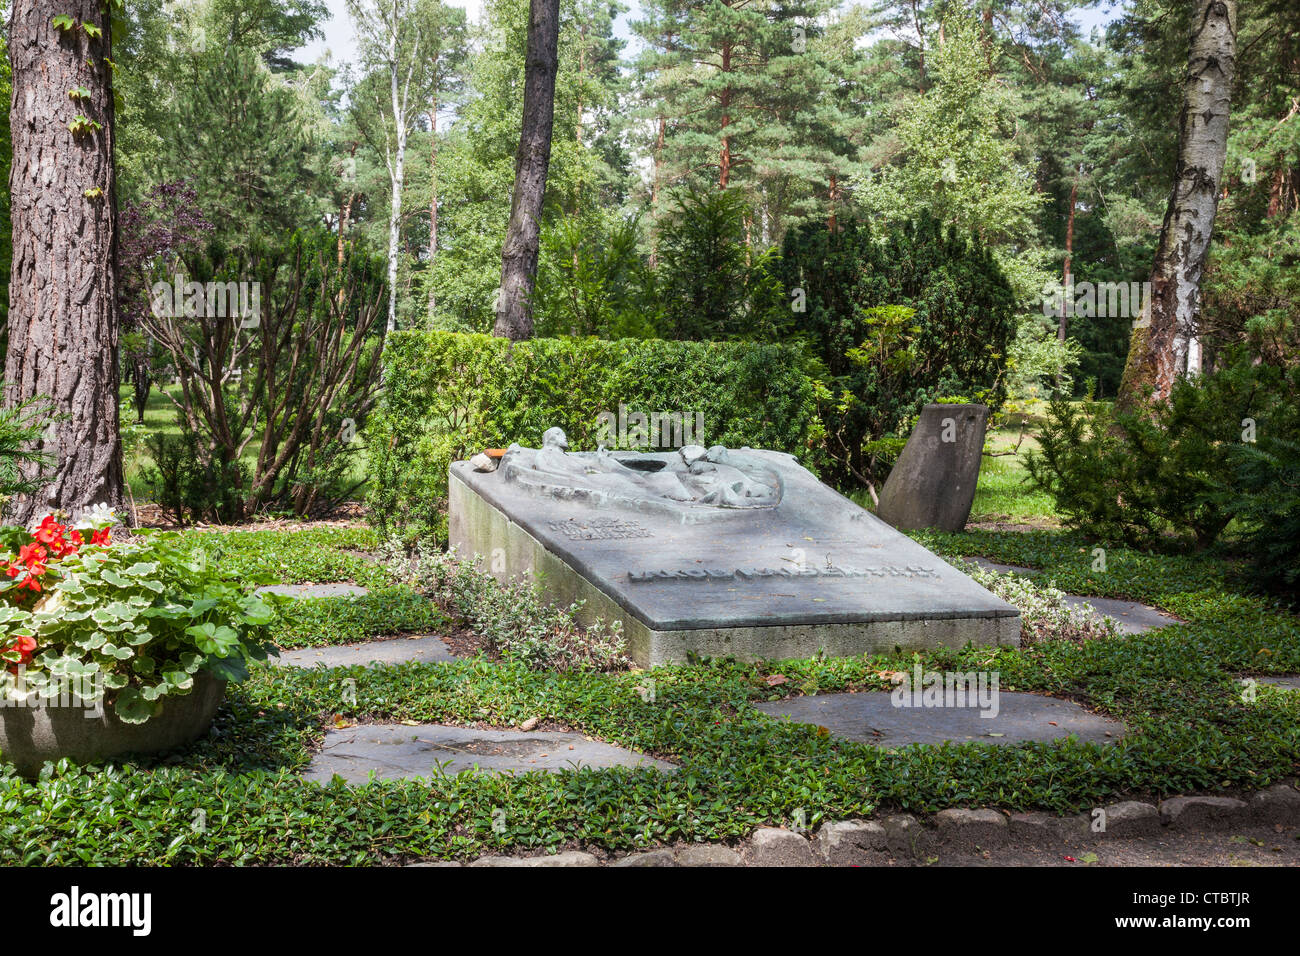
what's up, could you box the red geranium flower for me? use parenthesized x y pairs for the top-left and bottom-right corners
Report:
(17, 542), (47, 574)
(90, 527), (111, 547)
(4, 542), (50, 595)
(32, 515), (82, 559)
(33, 516), (62, 547)
(4, 634), (35, 675)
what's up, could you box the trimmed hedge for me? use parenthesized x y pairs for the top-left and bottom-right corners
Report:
(365, 331), (823, 544)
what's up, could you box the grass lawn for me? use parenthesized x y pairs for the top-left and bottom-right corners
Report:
(969, 425), (1059, 526)
(1, 523), (1296, 865)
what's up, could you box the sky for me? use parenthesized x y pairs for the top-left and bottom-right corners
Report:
(295, 1), (1122, 71)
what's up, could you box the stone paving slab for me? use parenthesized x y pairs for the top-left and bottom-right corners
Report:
(303, 724), (676, 783)
(257, 583), (370, 599)
(962, 557), (1179, 634)
(1242, 675), (1300, 691)
(1263, 676), (1300, 690)
(756, 690), (1123, 746)
(275, 635), (454, 669)
(964, 557), (1037, 575)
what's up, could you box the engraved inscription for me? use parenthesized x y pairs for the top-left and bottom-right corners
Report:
(628, 565), (941, 582)
(549, 516), (655, 540)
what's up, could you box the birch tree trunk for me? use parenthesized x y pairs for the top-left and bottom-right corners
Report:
(385, 31), (408, 334)
(1118, 0), (1237, 409)
(348, 0), (420, 335)
(493, 0), (560, 341)
(5, 0), (124, 523)
(427, 101), (438, 321)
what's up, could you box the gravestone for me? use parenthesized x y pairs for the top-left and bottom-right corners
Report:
(448, 429), (1019, 667)
(876, 403), (989, 532)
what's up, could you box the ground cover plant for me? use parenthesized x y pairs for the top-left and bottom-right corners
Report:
(0, 523), (1295, 865)
(266, 586), (449, 650)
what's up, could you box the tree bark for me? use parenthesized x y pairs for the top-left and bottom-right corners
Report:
(385, 37), (409, 334)
(718, 40), (732, 189)
(1118, 0), (1237, 409)
(649, 114), (665, 269)
(1059, 178), (1076, 345)
(493, 0), (560, 341)
(1055, 178), (1077, 389)
(5, 0), (124, 523)
(427, 101), (438, 321)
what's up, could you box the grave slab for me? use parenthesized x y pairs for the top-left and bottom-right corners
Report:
(257, 583), (370, 599)
(962, 557), (1180, 634)
(303, 724), (676, 783)
(450, 437), (1020, 667)
(755, 690), (1123, 746)
(274, 635), (453, 669)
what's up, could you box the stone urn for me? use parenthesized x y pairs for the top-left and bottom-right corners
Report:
(0, 670), (227, 778)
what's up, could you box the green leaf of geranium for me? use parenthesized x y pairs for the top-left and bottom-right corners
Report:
(161, 670), (193, 690)
(104, 601), (139, 620)
(101, 569), (132, 588)
(203, 655), (248, 683)
(238, 598), (276, 626)
(112, 687), (158, 724)
(77, 632), (107, 650)
(143, 603), (189, 620)
(0, 605), (31, 625)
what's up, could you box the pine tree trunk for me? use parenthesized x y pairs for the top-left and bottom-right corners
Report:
(718, 41), (732, 189)
(649, 115), (665, 269)
(1059, 179), (1076, 346)
(494, 0), (560, 341)
(1055, 178), (1077, 389)
(1118, 0), (1237, 409)
(5, 0), (123, 524)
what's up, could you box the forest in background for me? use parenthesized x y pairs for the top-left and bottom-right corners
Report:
(1, 0), (1291, 402)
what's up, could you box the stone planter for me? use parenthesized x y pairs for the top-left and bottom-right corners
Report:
(0, 670), (227, 778)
